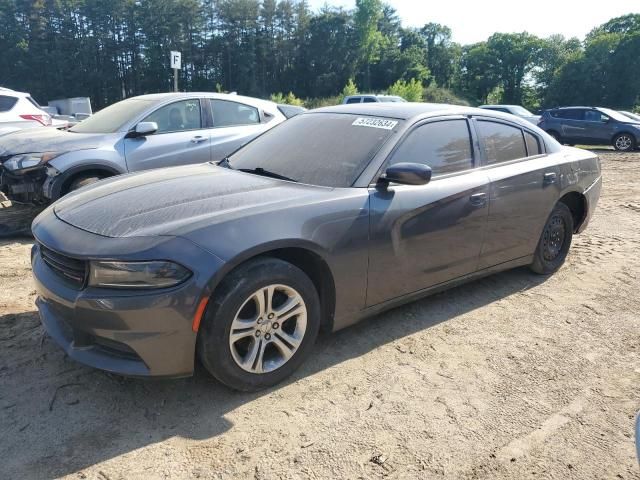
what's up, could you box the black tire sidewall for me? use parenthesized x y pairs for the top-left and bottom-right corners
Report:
(531, 202), (574, 275)
(197, 257), (321, 391)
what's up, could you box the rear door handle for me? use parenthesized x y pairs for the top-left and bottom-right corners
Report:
(543, 172), (557, 185)
(470, 192), (487, 207)
(191, 136), (207, 144)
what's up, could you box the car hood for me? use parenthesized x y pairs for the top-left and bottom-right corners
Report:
(53, 163), (338, 238)
(0, 127), (115, 157)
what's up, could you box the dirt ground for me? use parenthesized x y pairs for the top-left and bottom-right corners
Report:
(1, 151), (639, 480)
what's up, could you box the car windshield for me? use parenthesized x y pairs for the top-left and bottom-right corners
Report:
(598, 108), (632, 123)
(229, 113), (401, 188)
(69, 98), (155, 134)
(509, 106), (534, 116)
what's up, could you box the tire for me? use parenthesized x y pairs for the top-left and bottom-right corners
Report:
(613, 133), (636, 152)
(530, 202), (574, 275)
(67, 175), (103, 193)
(197, 257), (321, 391)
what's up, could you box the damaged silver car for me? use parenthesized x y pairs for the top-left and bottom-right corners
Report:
(0, 92), (287, 204)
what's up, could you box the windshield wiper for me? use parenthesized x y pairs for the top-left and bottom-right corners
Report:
(238, 167), (297, 182)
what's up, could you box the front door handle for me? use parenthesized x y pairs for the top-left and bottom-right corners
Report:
(470, 192), (487, 207)
(191, 136), (207, 144)
(543, 172), (557, 185)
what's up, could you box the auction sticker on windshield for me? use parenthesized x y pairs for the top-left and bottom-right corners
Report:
(352, 117), (398, 130)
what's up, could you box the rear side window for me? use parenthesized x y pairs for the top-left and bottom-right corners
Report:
(363, 97), (377, 103)
(0, 96), (18, 112)
(551, 109), (584, 120)
(477, 121), (527, 164)
(389, 119), (474, 176)
(524, 131), (541, 156)
(211, 99), (259, 127)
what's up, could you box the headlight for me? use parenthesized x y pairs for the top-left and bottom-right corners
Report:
(3, 152), (64, 173)
(88, 261), (192, 289)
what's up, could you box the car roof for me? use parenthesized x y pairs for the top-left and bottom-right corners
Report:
(479, 104), (519, 108)
(0, 87), (29, 97)
(313, 102), (483, 120)
(127, 92), (279, 110)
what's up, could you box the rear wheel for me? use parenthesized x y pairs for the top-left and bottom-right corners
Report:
(197, 257), (320, 391)
(613, 133), (636, 152)
(530, 202), (574, 275)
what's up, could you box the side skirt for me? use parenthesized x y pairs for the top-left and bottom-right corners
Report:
(332, 255), (534, 332)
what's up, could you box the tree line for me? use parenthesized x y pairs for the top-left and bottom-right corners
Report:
(0, 0), (638, 111)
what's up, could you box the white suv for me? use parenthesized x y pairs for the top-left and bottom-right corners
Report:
(0, 88), (52, 135)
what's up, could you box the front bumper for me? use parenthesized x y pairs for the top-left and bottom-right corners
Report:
(0, 165), (48, 204)
(31, 215), (224, 377)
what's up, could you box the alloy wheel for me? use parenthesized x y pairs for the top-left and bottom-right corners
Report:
(615, 135), (633, 151)
(229, 284), (307, 374)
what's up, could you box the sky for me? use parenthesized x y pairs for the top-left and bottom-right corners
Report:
(307, 0), (640, 45)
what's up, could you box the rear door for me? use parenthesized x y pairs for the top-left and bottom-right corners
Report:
(124, 98), (211, 171)
(473, 118), (560, 269)
(208, 99), (270, 162)
(366, 117), (490, 306)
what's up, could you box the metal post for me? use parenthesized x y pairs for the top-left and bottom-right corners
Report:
(174, 69), (178, 92)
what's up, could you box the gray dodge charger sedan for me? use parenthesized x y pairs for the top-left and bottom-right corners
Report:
(31, 103), (602, 391)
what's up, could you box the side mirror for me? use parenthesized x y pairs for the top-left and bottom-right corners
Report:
(380, 162), (432, 186)
(127, 122), (158, 138)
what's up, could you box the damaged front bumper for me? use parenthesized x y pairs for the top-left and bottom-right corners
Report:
(0, 165), (59, 204)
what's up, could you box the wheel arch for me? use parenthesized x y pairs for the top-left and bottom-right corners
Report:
(612, 130), (638, 143)
(50, 163), (122, 200)
(558, 190), (587, 233)
(205, 241), (337, 334)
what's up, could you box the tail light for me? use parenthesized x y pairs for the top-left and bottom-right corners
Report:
(20, 114), (52, 126)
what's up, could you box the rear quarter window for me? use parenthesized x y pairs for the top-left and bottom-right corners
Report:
(0, 96), (18, 112)
(477, 120), (527, 164)
(524, 131), (542, 156)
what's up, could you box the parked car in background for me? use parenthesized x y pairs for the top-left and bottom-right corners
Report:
(0, 92), (286, 204)
(277, 104), (307, 118)
(342, 94), (406, 104)
(31, 103), (601, 390)
(0, 87), (53, 135)
(478, 105), (540, 124)
(620, 110), (640, 122)
(538, 106), (640, 151)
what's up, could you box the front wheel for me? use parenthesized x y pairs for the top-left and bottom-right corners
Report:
(613, 133), (636, 152)
(197, 257), (320, 391)
(530, 202), (574, 275)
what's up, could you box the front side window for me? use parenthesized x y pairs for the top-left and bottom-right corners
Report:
(388, 120), (474, 176)
(345, 98), (361, 104)
(477, 121), (526, 164)
(211, 100), (259, 127)
(363, 97), (377, 103)
(0, 96), (18, 112)
(584, 110), (609, 122)
(143, 99), (201, 133)
(229, 113), (399, 188)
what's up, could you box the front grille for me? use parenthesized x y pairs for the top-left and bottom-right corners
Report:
(39, 244), (87, 288)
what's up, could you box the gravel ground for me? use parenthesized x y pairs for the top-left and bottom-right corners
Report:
(0, 151), (639, 480)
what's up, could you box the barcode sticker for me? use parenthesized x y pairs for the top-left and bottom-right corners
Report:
(352, 117), (398, 130)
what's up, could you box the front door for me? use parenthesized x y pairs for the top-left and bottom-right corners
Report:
(124, 98), (211, 172)
(366, 118), (490, 307)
